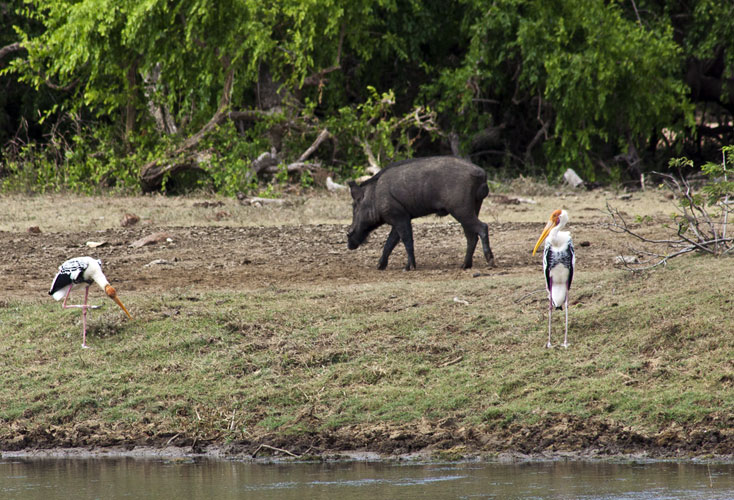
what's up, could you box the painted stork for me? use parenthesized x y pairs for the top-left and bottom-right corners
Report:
(532, 209), (575, 348)
(49, 257), (132, 348)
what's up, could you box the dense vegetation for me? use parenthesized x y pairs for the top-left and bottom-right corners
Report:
(1, 0), (733, 194)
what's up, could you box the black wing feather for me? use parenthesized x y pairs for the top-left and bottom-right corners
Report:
(49, 271), (73, 296)
(567, 240), (575, 290)
(49, 258), (91, 295)
(543, 243), (552, 291)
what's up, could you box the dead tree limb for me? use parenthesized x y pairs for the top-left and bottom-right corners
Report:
(356, 139), (381, 174)
(296, 129), (331, 163)
(604, 194), (733, 272)
(175, 66), (234, 155)
(260, 161), (321, 175)
(0, 42), (24, 62)
(140, 64), (235, 191)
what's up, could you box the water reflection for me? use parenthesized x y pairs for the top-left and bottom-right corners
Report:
(1, 457), (733, 499)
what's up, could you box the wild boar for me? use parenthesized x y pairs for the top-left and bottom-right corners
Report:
(347, 156), (495, 270)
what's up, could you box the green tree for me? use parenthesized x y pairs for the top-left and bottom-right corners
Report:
(424, 0), (692, 179)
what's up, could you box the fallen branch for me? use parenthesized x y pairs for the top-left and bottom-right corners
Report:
(260, 161), (321, 175)
(252, 443), (301, 458)
(326, 176), (346, 192)
(489, 194), (537, 205)
(297, 128), (331, 163)
(165, 433), (181, 446)
(357, 139), (381, 174)
(239, 196), (287, 206)
(604, 201), (733, 272)
(513, 288), (546, 304)
(439, 356), (464, 368)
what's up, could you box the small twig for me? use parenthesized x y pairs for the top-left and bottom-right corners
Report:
(252, 444), (301, 458)
(166, 433), (181, 446)
(513, 289), (546, 304)
(439, 356), (464, 368)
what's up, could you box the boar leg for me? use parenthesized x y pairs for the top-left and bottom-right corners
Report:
(378, 228), (401, 270)
(455, 211), (494, 269)
(461, 226), (479, 269)
(477, 221), (495, 267)
(394, 220), (417, 270)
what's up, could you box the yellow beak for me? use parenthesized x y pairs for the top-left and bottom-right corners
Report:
(112, 295), (133, 320)
(105, 285), (133, 319)
(532, 220), (555, 256)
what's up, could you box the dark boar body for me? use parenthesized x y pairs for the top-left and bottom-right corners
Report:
(347, 156), (495, 270)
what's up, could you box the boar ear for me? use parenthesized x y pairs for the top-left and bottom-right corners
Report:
(348, 180), (362, 200)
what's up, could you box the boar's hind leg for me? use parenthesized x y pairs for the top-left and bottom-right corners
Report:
(378, 228), (400, 270)
(477, 221), (495, 267)
(457, 216), (495, 269)
(394, 220), (417, 270)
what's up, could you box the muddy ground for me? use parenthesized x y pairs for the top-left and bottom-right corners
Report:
(1, 189), (730, 460)
(0, 191), (650, 302)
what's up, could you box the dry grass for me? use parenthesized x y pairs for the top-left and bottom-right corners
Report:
(0, 186), (676, 232)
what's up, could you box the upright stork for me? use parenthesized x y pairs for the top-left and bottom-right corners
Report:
(532, 210), (575, 348)
(49, 257), (132, 348)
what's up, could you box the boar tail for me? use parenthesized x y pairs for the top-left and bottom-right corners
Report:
(476, 180), (489, 201)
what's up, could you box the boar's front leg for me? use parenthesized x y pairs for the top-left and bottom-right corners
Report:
(378, 227), (400, 270)
(393, 220), (416, 270)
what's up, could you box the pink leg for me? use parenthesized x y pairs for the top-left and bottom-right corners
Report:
(61, 284), (74, 309)
(82, 285), (89, 348)
(546, 293), (553, 349)
(61, 284), (92, 348)
(562, 292), (569, 348)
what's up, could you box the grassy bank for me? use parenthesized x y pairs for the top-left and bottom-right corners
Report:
(1, 253), (732, 456)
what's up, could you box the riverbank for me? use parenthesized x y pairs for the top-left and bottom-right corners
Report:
(1, 190), (732, 462)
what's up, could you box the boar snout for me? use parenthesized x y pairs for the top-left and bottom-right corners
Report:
(347, 230), (359, 249)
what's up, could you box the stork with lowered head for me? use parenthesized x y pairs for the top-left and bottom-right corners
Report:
(49, 256), (132, 348)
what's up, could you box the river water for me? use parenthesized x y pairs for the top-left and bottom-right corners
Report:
(1, 456), (733, 499)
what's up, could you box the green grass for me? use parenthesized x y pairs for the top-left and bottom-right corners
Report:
(1, 254), (732, 450)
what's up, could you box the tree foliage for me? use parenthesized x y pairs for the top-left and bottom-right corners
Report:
(1, 0), (734, 193)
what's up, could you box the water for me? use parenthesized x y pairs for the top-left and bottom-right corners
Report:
(1, 457), (733, 499)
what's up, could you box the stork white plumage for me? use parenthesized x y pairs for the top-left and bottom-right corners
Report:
(49, 257), (132, 348)
(532, 210), (575, 348)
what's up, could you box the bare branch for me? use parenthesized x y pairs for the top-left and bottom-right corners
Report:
(0, 42), (24, 63)
(303, 65), (341, 87)
(296, 128), (331, 163)
(605, 165), (734, 272)
(261, 161), (321, 175)
(356, 139), (380, 173)
(252, 443), (300, 458)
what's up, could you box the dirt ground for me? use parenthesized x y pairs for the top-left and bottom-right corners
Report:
(6, 187), (725, 460)
(0, 189), (670, 303)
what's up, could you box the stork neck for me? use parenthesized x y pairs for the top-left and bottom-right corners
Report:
(549, 224), (561, 245)
(92, 273), (110, 290)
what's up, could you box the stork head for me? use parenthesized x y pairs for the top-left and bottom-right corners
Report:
(532, 209), (568, 255)
(105, 284), (132, 319)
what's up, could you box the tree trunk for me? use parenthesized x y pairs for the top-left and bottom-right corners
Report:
(125, 62), (137, 137)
